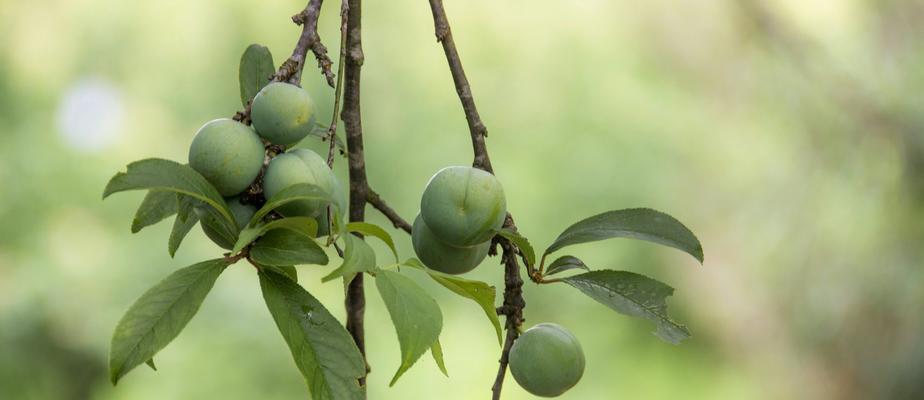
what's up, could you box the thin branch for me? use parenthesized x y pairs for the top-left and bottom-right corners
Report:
(491, 235), (525, 399)
(327, 0), (350, 167)
(286, 0), (334, 87)
(234, 0), (332, 124)
(366, 188), (413, 234)
(342, 0), (369, 388)
(427, 0), (493, 173)
(427, 1), (526, 398)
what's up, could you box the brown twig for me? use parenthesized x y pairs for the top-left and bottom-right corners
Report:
(427, 1), (526, 398)
(366, 188), (413, 234)
(427, 0), (493, 173)
(326, 0), (350, 167)
(286, 0), (334, 87)
(491, 233), (525, 398)
(341, 0), (370, 387)
(234, 0), (332, 125)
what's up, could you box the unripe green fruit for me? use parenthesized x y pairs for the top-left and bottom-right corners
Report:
(263, 148), (336, 217)
(251, 82), (316, 146)
(509, 323), (585, 397)
(198, 197), (256, 249)
(188, 118), (265, 196)
(412, 215), (489, 275)
(420, 166), (506, 246)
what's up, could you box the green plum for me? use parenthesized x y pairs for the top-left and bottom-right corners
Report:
(263, 148), (336, 217)
(188, 118), (265, 196)
(250, 82), (316, 146)
(420, 166), (506, 246)
(509, 323), (585, 397)
(197, 196), (256, 249)
(412, 215), (489, 275)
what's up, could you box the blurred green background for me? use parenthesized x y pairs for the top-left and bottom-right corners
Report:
(2, 0), (923, 399)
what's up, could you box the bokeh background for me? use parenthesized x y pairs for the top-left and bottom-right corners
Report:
(2, 0), (923, 399)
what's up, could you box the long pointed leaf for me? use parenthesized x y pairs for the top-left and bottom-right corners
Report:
(375, 270), (442, 386)
(562, 270), (690, 344)
(545, 208), (703, 263)
(109, 258), (230, 384)
(259, 270), (366, 399)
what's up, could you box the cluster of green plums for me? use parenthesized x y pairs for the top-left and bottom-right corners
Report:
(412, 166), (507, 275)
(411, 168), (585, 397)
(188, 82), (338, 248)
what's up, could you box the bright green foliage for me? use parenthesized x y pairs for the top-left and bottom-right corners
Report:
(103, 158), (235, 228)
(263, 149), (337, 218)
(250, 183), (333, 226)
(251, 82), (317, 146)
(495, 227), (535, 267)
(199, 196), (255, 249)
(131, 191), (178, 233)
(187, 118), (265, 197)
(322, 234), (376, 283)
(109, 259), (230, 385)
(239, 44), (275, 107)
(346, 222), (399, 262)
(404, 258), (502, 344)
(375, 270), (443, 386)
(545, 208), (704, 263)
(250, 229), (328, 266)
(563, 270), (690, 344)
(544, 255), (589, 276)
(168, 195), (200, 257)
(259, 270), (366, 400)
(509, 323), (585, 397)
(234, 216), (319, 252)
(412, 215), (489, 275)
(420, 166), (506, 246)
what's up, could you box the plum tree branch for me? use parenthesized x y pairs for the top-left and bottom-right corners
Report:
(427, 0), (493, 173)
(366, 189), (412, 233)
(426, 1), (525, 398)
(341, 0), (370, 389)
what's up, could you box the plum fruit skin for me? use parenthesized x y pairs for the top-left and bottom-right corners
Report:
(412, 215), (489, 275)
(509, 323), (586, 397)
(250, 82), (316, 146)
(188, 118), (265, 197)
(198, 196), (256, 249)
(263, 148), (336, 218)
(420, 166), (506, 247)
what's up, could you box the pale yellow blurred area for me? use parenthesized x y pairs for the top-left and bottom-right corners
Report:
(2, 0), (922, 399)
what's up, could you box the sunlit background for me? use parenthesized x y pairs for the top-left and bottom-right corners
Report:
(2, 0), (923, 399)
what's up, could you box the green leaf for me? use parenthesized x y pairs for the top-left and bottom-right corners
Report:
(495, 228), (536, 267)
(544, 208), (703, 263)
(234, 217), (319, 253)
(562, 270), (690, 344)
(404, 258), (502, 345)
(168, 197), (199, 258)
(144, 358), (157, 371)
(194, 202), (239, 249)
(545, 255), (589, 276)
(430, 339), (448, 377)
(322, 235), (376, 283)
(375, 270), (443, 386)
(239, 44), (275, 107)
(275, 265), (299, 282)
(249, 183), (335, 225)
(346, 222), (399, 262)
(251, 229), (329, 266)
(259, 270), (366, 400)
(109, 258), (230, 385)
(131, 191), (178, 233)
(103, 158), (236, 231)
